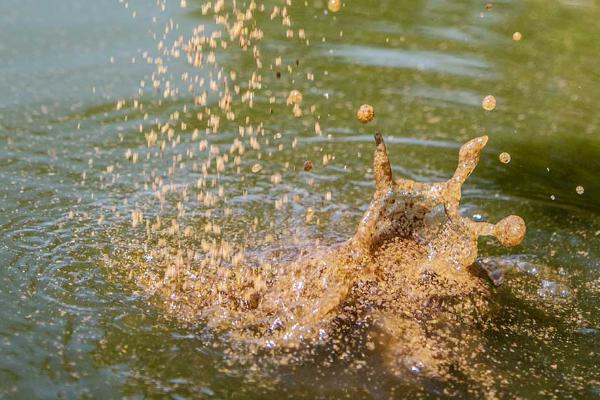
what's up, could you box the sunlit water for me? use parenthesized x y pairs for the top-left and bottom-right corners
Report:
(1, 0), (600, 398)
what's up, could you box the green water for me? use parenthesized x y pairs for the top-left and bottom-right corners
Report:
(1, 0), (600, 398)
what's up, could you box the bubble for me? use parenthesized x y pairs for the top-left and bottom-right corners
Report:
(357, 104), (375, 124)
(303, 160), (313, 172)
(499, 152), (511, 164)
(512, 31), (523, 41)
(327, 0), (342, 13)
(287, 90), (303, 105)
(481, 95), (496, 111)
(576, 185), (584, 195)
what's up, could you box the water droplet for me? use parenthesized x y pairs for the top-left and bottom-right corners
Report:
(287, 90), (303, 105)
(357, 104), (374, 124)
(327, 0), (342, 13)
(482, 95), (496, 111)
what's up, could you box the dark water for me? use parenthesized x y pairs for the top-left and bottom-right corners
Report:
(1, 0), (600, 398)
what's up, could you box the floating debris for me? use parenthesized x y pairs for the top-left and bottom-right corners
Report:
(357, 104), (375, 123)
(499, 152), (511, 164)
(481, 95), (497, 111)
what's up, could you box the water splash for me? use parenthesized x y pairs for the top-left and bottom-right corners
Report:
(115, 132), (532, 392)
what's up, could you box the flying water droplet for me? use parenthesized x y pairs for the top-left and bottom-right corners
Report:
(482, 95), (496, 111)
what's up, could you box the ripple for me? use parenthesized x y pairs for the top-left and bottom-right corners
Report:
(304, 134), (458, 149)
(575, 328), (599, 336)
(5, 227), (55, 251)
(399, 85), (488, 108)
(420, 26), (473, 43)
(326, 45), (497, 79)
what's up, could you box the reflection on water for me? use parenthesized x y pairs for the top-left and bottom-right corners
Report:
(1, 0), (600, 398)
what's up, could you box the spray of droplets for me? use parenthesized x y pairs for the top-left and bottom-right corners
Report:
(109, 0), (343, 273)
(103, 3), (592, 395)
